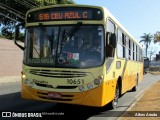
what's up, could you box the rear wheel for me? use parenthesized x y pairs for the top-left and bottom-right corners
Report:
(109, 84), (119, 109)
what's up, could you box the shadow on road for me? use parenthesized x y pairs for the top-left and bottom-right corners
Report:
(48, 103), (113, 120)
(0, 92), (113, 120)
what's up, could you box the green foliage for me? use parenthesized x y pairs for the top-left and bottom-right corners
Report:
(1, 21), (15, 40)
(18, 32), (25, 42)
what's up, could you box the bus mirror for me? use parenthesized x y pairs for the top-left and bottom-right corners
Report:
(14, 23), (25, 50)
(110, 33), (117, 48)
(106, 32), (117, 48)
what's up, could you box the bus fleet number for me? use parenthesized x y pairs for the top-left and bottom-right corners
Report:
(67, 79), (84, 84)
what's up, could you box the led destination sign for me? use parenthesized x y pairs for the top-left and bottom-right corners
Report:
(38, 11), (89, 20)
(27, 7), (103, 22)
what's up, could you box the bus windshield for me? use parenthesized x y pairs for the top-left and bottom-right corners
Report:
(24, 25), (104, 68)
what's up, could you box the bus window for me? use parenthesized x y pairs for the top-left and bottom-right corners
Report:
(129, 39), (132, 60)
(122, 33), (126, 58)
(117, 29), (123, 58)
(126, 36), (129, 60)
(106, 19), (115, 57)
(133, 42), (135, 60)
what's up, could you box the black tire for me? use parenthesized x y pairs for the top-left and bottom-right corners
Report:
(109, 84), (119, 109)
(131, 75), (138, 92)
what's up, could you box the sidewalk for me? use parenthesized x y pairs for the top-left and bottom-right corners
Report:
(0, 38), (22, 83)
(0, 38), (23, 77)
(0, 76), (20, 84)
(119, 79), (160, 120)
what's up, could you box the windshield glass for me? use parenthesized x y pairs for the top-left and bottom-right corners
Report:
(24, 25), (104, 68)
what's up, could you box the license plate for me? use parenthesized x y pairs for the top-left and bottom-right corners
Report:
(48, 92), (61, 98)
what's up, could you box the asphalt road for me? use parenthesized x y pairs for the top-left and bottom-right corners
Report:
(0, 73), (160, 120)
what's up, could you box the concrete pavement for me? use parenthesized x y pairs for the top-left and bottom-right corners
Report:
(0, 38), (23, 77)
(0, 76), (20, 84)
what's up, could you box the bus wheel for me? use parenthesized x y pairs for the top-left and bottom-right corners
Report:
(131, 75), (138, 92)
(110, 85), (119, 109)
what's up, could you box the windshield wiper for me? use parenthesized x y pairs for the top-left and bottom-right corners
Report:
(62, 22), (82, 43)
(59, 22), (83, 54)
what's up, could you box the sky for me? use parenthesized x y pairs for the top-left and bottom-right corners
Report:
(75, 0), (160, 58)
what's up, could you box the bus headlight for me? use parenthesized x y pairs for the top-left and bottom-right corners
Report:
(87, 83), (93, 89)
(21, 74), (26, 79)
(79, 85), (85, 92)
(94, 75), (103, 85)
(24, 79), (29, 84)
(29, 82), (34, 88)
(94, 79), (101, 85)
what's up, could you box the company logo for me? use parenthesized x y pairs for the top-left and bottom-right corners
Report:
(2, 112), (11, 117)
(1, 112), (42, 118)
(33, 79), (48, 84)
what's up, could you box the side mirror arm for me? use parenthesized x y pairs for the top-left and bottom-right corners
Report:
(14, 41), (25, 50)
(14, 22), (25, 50)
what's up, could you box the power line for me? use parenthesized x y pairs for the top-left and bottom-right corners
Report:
(0, 3), (25, 20)
(15, 0), (35, 8)
(0, 12), (17, 22)
(27, 0), (40, 6)
(0, 3), (25, 16)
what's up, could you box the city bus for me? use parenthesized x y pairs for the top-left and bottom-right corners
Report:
(14, 4), (143, 108)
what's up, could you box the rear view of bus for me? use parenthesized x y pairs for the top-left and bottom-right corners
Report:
(15, 4), (143, 108)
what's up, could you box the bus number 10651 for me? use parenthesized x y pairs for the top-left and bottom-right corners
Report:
(67, 79), (84, 84)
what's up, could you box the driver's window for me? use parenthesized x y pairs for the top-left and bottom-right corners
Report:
(106, 19), (116, 57)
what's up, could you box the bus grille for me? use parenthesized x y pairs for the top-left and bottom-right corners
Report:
(37, 92), (73, 101)
(35, 83), (78, 89)
(29, 69), (87, 78)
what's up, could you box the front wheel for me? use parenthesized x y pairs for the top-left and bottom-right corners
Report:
(109, 85), (119, 109)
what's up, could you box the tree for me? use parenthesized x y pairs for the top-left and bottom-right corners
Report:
(139, 33), (153, 57)
(0, 0), (75, 40)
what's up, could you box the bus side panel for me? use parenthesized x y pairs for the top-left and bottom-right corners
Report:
(121, 61), (143, 93)
(102, 79), (117, 106)
(114, 59), (143, 94)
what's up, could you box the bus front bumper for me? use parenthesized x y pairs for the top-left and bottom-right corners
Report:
(21, 83), (104, 107)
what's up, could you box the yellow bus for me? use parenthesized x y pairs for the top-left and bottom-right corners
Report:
(15, 4), (143, 108)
